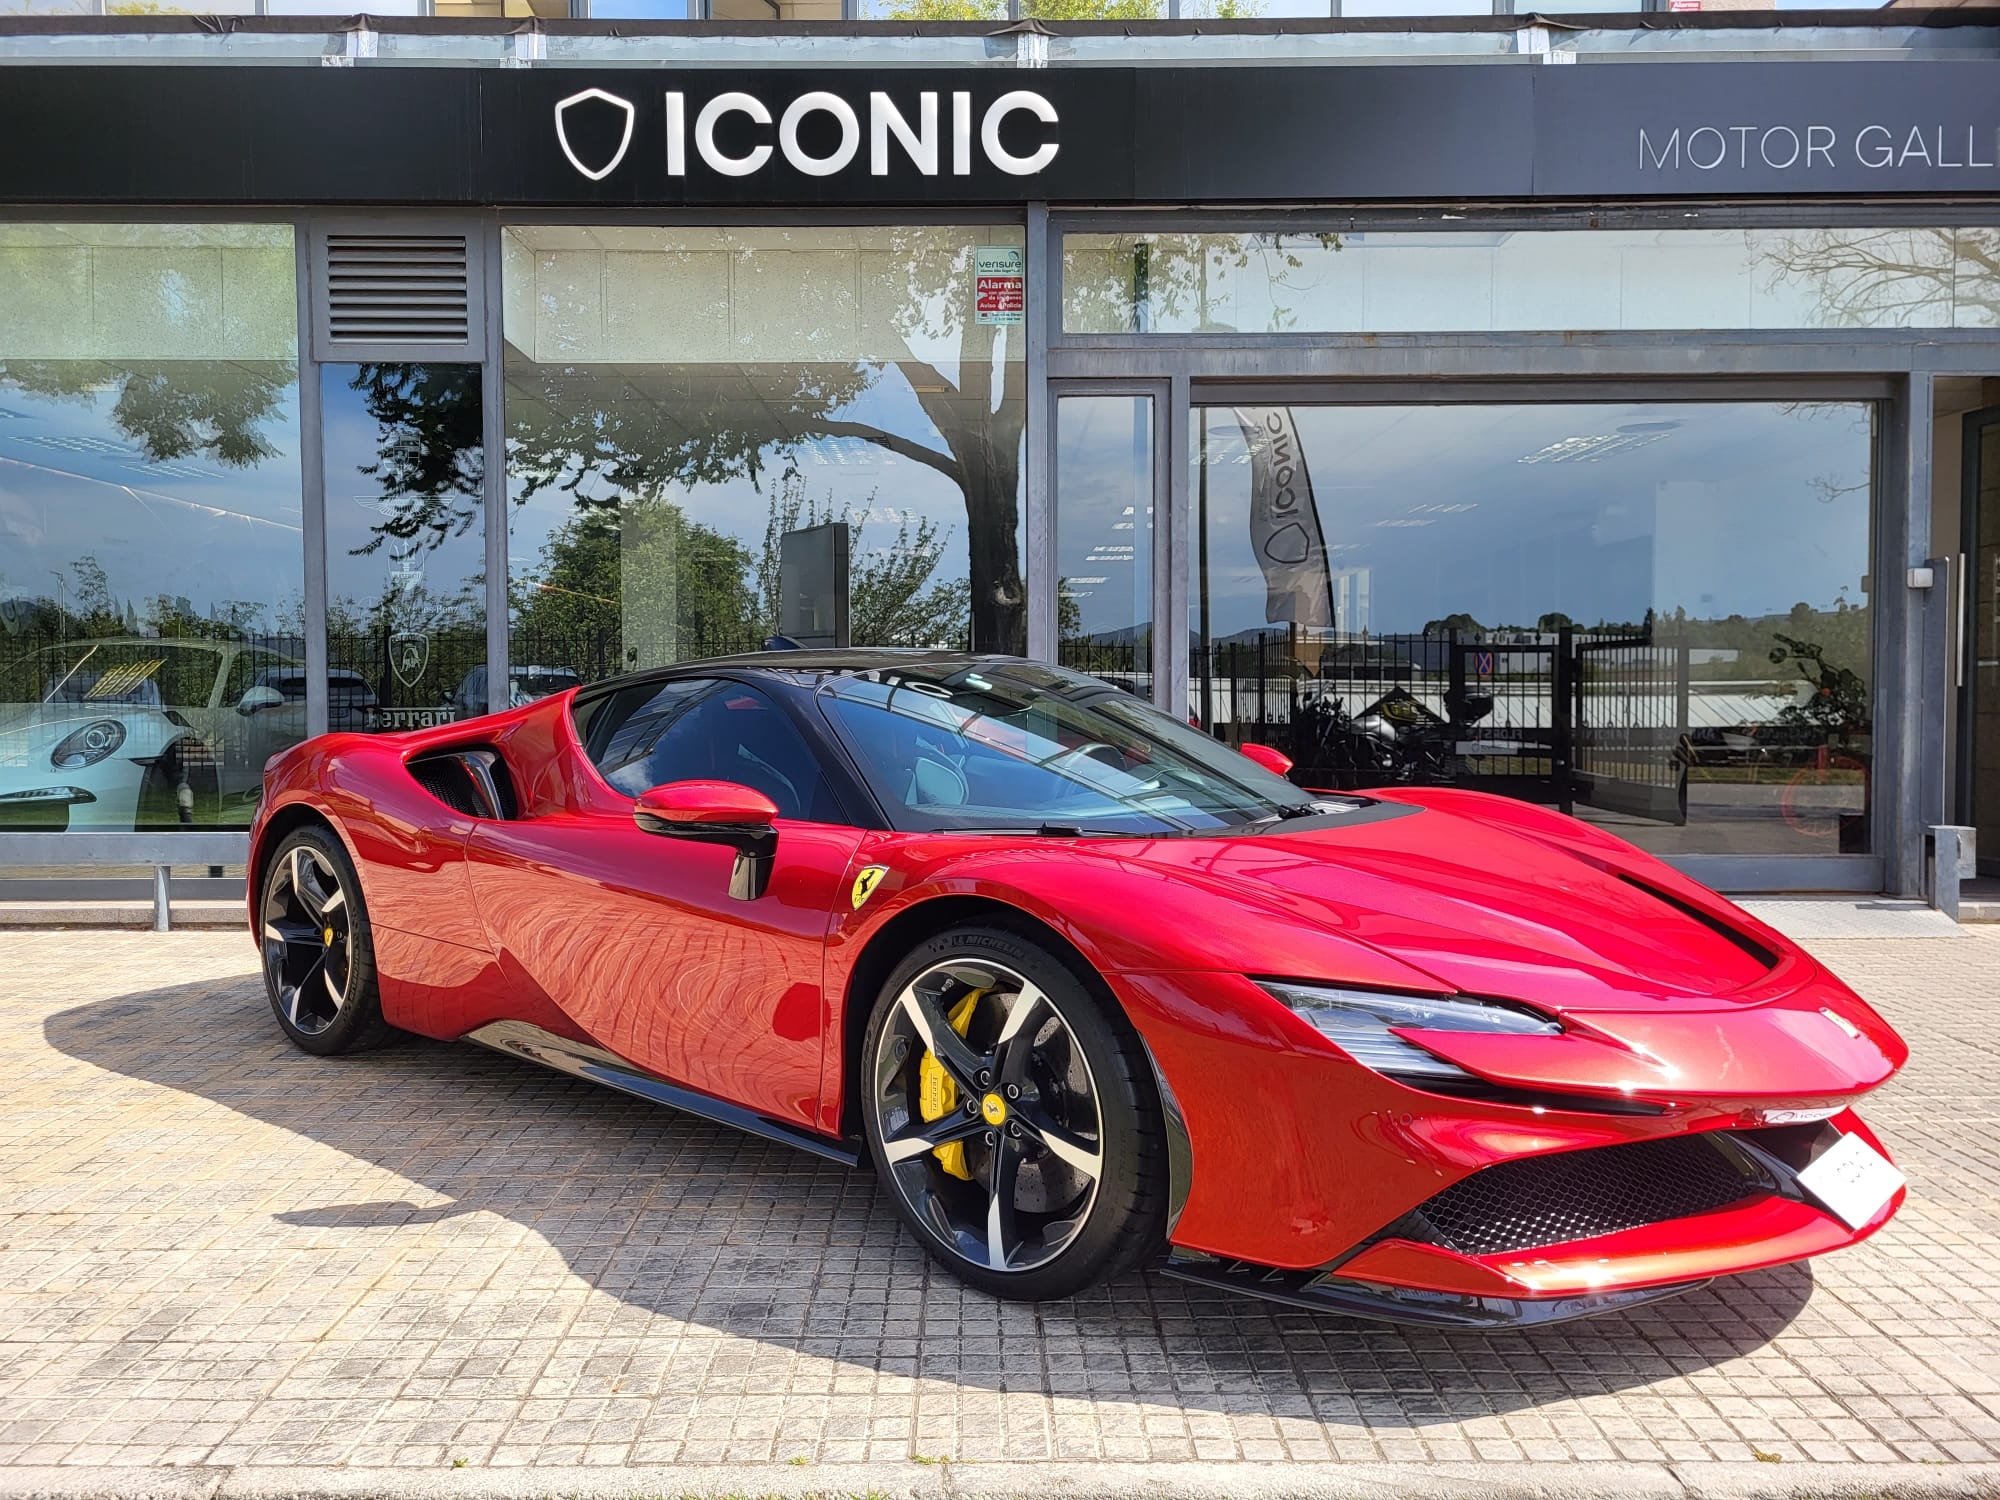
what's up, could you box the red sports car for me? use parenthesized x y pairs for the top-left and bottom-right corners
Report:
(249, 651), (1908, 1326)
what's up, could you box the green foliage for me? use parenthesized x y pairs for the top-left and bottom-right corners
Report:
(0, 359), (292, 469)
(1769, 629), (1870, 740)
(755, 470), (968, 649)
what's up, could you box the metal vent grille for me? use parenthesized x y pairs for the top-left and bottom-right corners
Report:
(325, 234), (470, 346)
(1409, 1135), (1761, 1258)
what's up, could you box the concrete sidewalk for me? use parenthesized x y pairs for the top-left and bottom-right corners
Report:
(0, 929), (1996, 1499)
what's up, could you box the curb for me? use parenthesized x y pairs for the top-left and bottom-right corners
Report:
(1, 1461), (1997, 1500)
(0, 903), (243, 930)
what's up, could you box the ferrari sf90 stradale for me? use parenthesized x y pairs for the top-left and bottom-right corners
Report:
(249, 652), (1907, 1325)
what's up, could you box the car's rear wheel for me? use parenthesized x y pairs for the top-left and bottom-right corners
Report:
(259, 825), (393, 1055)
(860, 923), (1166, 1301)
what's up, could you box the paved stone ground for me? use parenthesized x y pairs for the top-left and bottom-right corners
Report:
(0, 927), (1996, 1497)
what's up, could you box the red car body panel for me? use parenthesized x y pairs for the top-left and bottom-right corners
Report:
(248, 672), (1909, 1319)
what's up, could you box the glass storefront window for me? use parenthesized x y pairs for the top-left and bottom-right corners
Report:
(0, 223), (305, 834)
(502, 225), (1027, 696)
(1056, 394), (1155, 699)
(1191, 401), (1875, 856)
(321, 364), (487, 732)
(1065, 228), (2000, 336)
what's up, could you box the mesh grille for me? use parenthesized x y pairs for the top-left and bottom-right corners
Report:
(325, 234), (470, 345)
(1410, 1134), (1759, 1257)
(409, 756), (483, 818)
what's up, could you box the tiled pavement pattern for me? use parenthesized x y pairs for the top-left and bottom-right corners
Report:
(0, 929), (1996, 1483)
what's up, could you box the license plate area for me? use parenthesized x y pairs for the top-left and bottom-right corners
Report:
(1795, 1130), (1905, 1230)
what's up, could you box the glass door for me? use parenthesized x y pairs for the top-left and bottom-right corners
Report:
(1052, 384), (1167, 706)
(1963, 407), (2000, 874)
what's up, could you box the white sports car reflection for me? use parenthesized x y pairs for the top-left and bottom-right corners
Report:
(0, 639), (309, 831)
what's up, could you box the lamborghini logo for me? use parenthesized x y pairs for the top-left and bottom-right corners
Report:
(850, 865), (888, 910)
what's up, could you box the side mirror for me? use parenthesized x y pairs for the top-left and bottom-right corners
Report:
(633, 780), (779, 900)
(1239, 741), (1295, 777)
(237, 685), (285, 716)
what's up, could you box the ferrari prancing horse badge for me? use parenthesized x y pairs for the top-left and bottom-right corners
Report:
(850, 865), (889, 910)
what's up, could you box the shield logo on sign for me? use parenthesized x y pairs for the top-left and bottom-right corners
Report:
(554, 88), (636, 182)
(390, 632), (430, 689)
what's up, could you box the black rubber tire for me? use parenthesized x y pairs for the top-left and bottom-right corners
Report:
(259, 824), (396, 1056)
(860, 921), (1168, 1302)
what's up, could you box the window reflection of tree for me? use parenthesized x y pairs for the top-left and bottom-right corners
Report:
(497, 230), (1026, 665)
(1762, 227), (2000, 328)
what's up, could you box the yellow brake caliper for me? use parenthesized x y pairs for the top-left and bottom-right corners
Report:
(917, 991), (983, 1180)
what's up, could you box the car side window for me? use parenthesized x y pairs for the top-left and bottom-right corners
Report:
(590, 680), (844, 824)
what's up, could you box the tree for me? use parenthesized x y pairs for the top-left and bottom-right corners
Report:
(494, 231), (1027, 655)
(1762, 228), (1998, 328)
(1769, 630), (1870, 742)
(0, 359), (292, 471)
(511, 499), (760, 675)
(1421, 612), (1484, 637)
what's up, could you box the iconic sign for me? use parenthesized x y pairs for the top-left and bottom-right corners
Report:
(553, 84), (1058, 185)
(1, 62), (1996, 206)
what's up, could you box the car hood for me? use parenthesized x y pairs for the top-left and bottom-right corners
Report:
(1119, 799), (1795, 1015)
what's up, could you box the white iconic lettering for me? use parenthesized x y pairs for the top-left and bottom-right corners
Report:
(953, 91), (973, 175)
(981, 90), (1061, 176)
(779, 91), (860, 177)
(695, 92), (773, 177)
(1856, 125), (1893, 168)
(870, 91), (937, 176)
(620, 86), (1060, 181)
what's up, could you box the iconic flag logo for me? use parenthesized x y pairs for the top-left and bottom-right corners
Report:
(850, 865), (889, 910)
(1234, 407), (1336, 631)
(554, 88), (636, 182)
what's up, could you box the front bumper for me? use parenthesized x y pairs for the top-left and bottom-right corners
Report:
(1157, 1110), (1900, 1328)
(1114, 969), (1905, 1305)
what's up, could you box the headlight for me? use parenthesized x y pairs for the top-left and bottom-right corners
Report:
(49, 720), (126, 771)
(1259, 981), (1561, 1083)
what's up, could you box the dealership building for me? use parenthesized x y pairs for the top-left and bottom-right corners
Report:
(0, 4), (1997, 903)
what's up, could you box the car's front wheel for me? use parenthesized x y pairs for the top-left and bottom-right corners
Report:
(861, 923), (1166, 1301)
(259, 825), (394, 1055)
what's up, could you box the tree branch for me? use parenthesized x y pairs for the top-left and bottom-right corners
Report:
(802, 419), (962, 485)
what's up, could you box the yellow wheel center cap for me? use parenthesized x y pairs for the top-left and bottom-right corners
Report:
(980, 1093), (1008, 1127)
(323, 926), (335, 946)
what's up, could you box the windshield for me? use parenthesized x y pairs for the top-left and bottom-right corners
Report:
(0, 641), (224, 710)
(816, 661), (1331, 835)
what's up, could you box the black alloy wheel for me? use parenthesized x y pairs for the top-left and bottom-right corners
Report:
(259, 825), (392, 1055)
(862, 924), (1166, 1301)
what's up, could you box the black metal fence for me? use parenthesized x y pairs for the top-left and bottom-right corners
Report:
(1176, 628), (1692, 822)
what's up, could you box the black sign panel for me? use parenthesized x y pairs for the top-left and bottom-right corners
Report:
(0, 60), (1995, 207)
(1535, 59), (2000, 197)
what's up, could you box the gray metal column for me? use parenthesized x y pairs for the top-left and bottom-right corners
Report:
(295, 218), (329, 740)
(1025, 202), (1054, 663)
(1163, 373), (1191, 722)
(481, 221), (509, 703)
(1880, 374), (1938, 898)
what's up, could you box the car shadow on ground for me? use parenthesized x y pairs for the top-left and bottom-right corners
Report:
(44, 976), (1814, 1427)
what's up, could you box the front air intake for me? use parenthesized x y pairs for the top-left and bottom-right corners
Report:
(1403, 1134), (1763, 1257)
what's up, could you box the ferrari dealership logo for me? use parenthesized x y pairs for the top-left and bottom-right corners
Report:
(850, 865), (888, 910)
